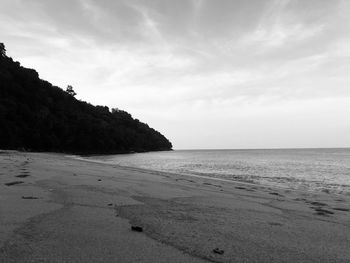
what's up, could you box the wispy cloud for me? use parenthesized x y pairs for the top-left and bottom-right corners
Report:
(240, 0), (325, 49)
(1, 0), (349, 148)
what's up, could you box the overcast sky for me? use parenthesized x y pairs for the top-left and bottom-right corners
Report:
(1, 0), (349, 149)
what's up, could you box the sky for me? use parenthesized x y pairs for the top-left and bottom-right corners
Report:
(1, 0), (350, 149)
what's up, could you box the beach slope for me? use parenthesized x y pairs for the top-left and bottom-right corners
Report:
(1, 151), (349, 262)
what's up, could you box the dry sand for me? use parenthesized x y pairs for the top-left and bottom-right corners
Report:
(0, 151), (350, 262)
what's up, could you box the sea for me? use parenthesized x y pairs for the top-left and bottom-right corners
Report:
(82, 148), (350, 195)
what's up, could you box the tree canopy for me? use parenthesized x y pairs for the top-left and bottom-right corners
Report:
(0, 43), (172, 154)
(66, 85), (77, 97)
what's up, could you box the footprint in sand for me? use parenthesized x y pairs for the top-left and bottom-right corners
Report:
(5, 181), (24, 186)
(332, 207), (350, 212)
(16, 174), (30, 178)
(22, 196), (39, 199)
(309, 201), (327, 206)
(268, 222), (283, 226)
(269, 192), (284, 197)
(294, 198), (307, 202)
(203, 182), (221, 188)
(235, 186), (255, 192)
(313, 207), (334, 216)
(301, 200), (335, 216)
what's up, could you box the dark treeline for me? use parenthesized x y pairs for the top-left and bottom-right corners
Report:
(0, 43), (172, 154)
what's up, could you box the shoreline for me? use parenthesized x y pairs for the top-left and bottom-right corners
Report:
(1, 151), (350, 262)
(72, 154), (349, 198)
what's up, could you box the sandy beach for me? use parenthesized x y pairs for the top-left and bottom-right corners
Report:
(0, 151), (350, 263)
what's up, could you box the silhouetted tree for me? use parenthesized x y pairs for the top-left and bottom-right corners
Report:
(0, 43), (172, 154)
(0, 43), (6, 57)
(66, 85), (77, 97)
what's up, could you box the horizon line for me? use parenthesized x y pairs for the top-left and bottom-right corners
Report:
(173, 147), (350, 151)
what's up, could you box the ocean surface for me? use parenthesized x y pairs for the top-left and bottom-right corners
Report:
(82, 148), (350, 195)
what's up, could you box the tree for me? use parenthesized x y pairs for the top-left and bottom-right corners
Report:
(66, 85), (77, 97)
(0, 45), (172, 154)
(0, 43), (6, 57)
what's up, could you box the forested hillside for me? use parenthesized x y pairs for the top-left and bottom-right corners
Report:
(0, 43), (172, 154)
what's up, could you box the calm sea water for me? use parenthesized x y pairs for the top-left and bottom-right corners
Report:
(83, 148), (350, 195)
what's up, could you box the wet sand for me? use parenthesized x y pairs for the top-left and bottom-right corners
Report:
(0, 151), (350, 262)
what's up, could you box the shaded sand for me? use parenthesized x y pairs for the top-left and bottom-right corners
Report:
(1, 151), (350, 262)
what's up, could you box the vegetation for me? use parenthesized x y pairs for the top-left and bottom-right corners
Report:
(0, 43), (172, 154)
(65, 85), (77, 97)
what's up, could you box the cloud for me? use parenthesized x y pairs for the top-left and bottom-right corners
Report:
(1, 0), (349, 148)
(239, 0), (326, 50)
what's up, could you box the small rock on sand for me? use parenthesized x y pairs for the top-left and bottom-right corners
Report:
(131, 226), (143, 232)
